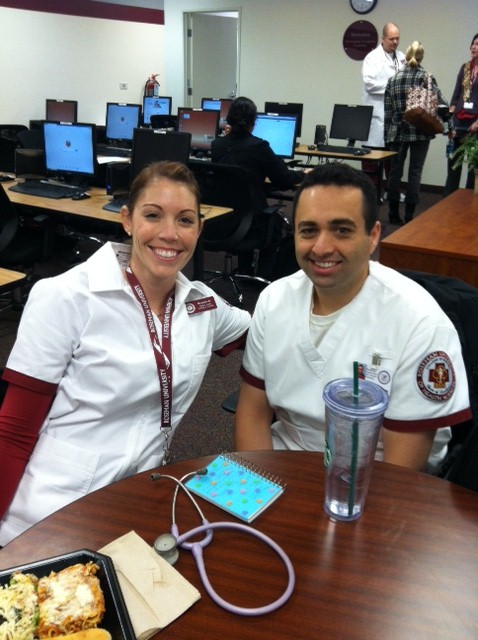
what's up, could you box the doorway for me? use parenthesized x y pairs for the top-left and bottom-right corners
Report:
(184, 11), (239, 107)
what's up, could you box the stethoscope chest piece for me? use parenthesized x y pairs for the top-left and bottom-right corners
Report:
(154, 533), (179, 565)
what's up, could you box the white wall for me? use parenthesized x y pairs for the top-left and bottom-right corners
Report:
(165, 0), (476, 188)
(0, 1), (475, 187)
(0, 6), (164, 126)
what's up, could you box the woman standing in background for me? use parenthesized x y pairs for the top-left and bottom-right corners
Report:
(444, 33), (478, 196)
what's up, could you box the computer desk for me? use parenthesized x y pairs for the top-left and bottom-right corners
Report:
(294, 143), (396, 202)
(7, 181), (232, 281)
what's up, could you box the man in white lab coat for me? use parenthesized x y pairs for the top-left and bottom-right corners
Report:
(362, 23), (405, 147)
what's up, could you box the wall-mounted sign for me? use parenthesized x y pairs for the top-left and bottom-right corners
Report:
(343, 21), (378, 61)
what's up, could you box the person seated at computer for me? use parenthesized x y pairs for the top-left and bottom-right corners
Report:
(211, 96), (306, 279)
(0, 161), (251, 546)
(235, 162), (471, 472)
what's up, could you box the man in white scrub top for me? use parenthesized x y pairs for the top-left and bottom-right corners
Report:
(235, 163), (471, 472)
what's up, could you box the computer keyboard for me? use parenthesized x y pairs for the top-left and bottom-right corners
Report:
(9, 180), (85, 199)
(317, 144), (370, 155)
(97, 144), (132, 158)
(103, 195), (128, 212)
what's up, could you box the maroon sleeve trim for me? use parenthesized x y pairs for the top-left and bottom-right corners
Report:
(239, 365), (266, 390)
(214, 331), (248, 357)
(383, 407), (472, 433)
(2, 369), (59, 395)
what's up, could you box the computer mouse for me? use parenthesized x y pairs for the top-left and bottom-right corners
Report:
(308, 144), (316, 150)
(72, 192), (91, 200)
(353, 149), (366, 156)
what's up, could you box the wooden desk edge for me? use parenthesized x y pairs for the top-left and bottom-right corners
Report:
(0, 268), (27, 288)
(295, 144), (396, 160)
(8, 180), (231, 224)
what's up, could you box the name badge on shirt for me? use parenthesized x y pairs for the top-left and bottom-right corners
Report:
(464, 102), (474, 110)
(186, 297), (217, 315)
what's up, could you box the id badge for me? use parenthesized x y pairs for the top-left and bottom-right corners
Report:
(464, 101), (474, 109)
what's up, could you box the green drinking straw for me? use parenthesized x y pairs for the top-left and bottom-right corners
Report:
(348, 361), (360, 516)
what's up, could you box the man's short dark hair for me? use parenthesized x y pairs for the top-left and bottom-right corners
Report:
(292, 162), (379, 233)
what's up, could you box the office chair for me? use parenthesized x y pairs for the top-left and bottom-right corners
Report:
(0, 125), (28, 172)
(0, 184), (48, 312)
(190, 162), (284, 306)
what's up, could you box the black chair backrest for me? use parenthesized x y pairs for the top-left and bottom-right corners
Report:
(191, 162), (253, 212)
(190, 162), (255, 252)
(400, 269), (478, 490)
(0, 125), (29, 172)
(0, 184), (20, 255)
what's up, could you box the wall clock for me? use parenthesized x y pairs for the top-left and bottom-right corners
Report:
(350, 0), (378, 15)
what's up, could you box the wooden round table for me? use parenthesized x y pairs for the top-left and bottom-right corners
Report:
(1, 451), (477, 639)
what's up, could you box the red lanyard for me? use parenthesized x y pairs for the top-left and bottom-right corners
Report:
(125, 267), (175, 461)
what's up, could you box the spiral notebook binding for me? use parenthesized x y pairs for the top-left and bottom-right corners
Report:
(222, 452), (285, 489)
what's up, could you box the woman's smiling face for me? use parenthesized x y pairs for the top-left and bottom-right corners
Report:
(121, 177), (202, 290)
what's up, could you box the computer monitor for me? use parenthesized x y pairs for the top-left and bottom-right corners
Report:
(150, 114), (178, 130)
(42, 121), (96, 183)
(201, 98), (234, 130)
(176, 108), (220, 153)
(45, 99), (78, 123)
(105, 102), (141, 145)
(329, 104), (374, 146)
(264, 101), (303, 138)
(130, 129), (192, 183)
(252, 113), (298, 159)
(142, 96), (172, 125)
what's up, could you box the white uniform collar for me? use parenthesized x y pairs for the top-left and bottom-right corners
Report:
(85, 241), (204, 305)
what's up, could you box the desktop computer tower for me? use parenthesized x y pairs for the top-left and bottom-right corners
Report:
(314, 125), (327, 146)
(105, 161), (130, 195)
(15, 149), (45, 177)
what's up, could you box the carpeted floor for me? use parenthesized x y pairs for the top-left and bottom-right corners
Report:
(0, 188), (443, 462)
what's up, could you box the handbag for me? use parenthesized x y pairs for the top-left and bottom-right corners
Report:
(403, 73), (444, 135)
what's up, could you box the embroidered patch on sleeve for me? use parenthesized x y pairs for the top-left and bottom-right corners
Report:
(416, 351), (455, 402)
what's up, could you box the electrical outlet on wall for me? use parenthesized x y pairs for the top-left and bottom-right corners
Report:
(119, 82), (128, 90)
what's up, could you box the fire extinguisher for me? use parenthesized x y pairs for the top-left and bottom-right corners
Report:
(144, 74), (160, 97)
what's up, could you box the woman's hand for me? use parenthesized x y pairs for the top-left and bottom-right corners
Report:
(468, 120), (478, 134)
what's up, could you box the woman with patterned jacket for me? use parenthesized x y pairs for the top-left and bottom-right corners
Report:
(384, 41), (447, 224)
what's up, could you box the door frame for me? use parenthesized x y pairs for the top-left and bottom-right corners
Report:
(184, 9), (240, 108)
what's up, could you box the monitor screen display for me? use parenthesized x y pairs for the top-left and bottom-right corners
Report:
(177, 108), (220, 151)
(329, 104), (373, 145)
(142, 96), (172, 125)
(201, 98), (233, 130)
(105, 102), (141, 142)
(43, 121), (96, 178)
(45, 99), (78, 123)
(130, 129), (192, 183)
(264, 101), (303, 138)
(252, 113), (298, 159)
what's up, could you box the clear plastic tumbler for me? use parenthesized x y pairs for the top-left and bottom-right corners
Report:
(323, 378), (389, 521)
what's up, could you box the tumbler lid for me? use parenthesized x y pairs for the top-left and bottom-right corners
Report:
(323, 378), (389, 419)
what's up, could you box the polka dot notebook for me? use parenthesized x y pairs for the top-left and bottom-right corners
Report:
(184, 453), (285, 522)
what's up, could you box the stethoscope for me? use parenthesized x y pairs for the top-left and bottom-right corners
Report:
(150, 468), (295, 616)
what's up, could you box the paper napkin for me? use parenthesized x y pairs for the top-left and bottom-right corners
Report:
(100, 530), (200, 640)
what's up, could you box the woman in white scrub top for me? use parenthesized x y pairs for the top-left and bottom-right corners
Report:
(0, 161), (251, 546)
